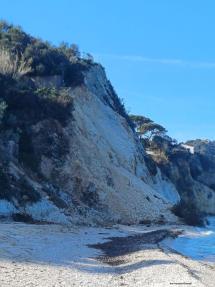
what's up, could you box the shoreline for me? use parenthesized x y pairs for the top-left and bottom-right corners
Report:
(0, 222), (214, 286)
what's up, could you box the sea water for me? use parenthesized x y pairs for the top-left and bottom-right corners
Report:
(170, 217), (215, 262)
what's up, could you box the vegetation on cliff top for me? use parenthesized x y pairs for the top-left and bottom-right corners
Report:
(0, 20), (132, 128)
(0, 20), (93, 128)
(0, 20), (212, 226)
(0, 20), (94, 79)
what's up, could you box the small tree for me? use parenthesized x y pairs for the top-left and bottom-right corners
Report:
(130, 115), (151, 129)
(130, 114), (167, 140)
(0, 20), (11, 33)
(70, 44), (80, 58)
(83, 52), (94, 63)
(138, 122), (167, 140)
(59, 43), (80, 62)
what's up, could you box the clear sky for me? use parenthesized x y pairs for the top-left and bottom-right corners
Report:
(1, 0), (215, 141)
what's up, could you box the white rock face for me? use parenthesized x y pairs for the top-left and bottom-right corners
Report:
(0, 64), (180, 225)
(25, 199), (71, 225)
(153, 170), (180, 204)
(181, 144), (195, 154)
(49, 65), (178, 225)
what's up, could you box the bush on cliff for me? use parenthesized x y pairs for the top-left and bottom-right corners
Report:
(0, 20), (91, 85)
(172, 200), (205, 226)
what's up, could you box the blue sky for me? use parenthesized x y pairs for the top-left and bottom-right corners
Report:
(1, 0), (215, 141)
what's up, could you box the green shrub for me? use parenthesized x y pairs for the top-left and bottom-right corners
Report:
(18, 129), (40, 172)
(0, 20), (93, 80)
(35, 87), (70, 102)
(0, 76), (73, 127)
(172, 200), (205, 226)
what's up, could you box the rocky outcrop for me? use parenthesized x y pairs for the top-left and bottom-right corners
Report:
(147, 137), (215, 216)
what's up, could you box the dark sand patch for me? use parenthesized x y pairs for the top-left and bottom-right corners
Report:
(88, 229), (178, 266)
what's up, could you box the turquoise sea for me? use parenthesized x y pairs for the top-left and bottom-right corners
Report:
(171, 217), (215, 262)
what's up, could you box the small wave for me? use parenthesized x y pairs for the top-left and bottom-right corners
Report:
(169, 216), (215, 262)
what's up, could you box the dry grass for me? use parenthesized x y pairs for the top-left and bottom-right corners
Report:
(0, 49), (32, 78)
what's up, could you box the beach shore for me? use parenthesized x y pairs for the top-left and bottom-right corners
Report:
(0, 222), (214, 287)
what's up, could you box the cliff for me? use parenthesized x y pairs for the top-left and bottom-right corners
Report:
(146, 137), (215, 224)
(0, 21), (214, 227)
(0, 62), (179, 225)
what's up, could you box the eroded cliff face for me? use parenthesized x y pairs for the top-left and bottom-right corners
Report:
(2, 63), (214, 226)
(0, 64), (178, 225)
(148, 138), (215, 215)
